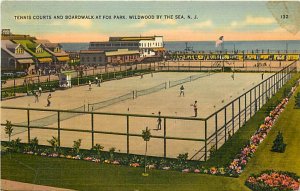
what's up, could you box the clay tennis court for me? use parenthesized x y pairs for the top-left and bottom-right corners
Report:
(1, 71), (273, 160)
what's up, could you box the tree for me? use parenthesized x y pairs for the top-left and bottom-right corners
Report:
(93, 144), (104, 159)
(142, 126), (151, 176)
(47, 136), (59, 152)
(5, 120), (13, 142)
(272, 131), (286, 153)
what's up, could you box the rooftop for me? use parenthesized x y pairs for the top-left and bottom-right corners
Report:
(1, 40), (33, 59)
(105, 49), (140, 56)
(109, 36), (162, 42)
(14, 40), (52, 58)
(80, 50), (105, 54)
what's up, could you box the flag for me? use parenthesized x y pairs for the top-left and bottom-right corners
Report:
(215, 36), (224, 47)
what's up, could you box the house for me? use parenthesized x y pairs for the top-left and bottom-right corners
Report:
(105, 49), (140, 65)
(79, 50), (106, 66)
(14, 40), (53, 71)
(1, 40), (35, 72)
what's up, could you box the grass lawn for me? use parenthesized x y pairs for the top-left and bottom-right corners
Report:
(2, 153), (245, 191)
(1, 74), (299, 191)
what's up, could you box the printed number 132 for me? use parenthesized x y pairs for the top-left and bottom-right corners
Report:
(281, 15), (288, 19)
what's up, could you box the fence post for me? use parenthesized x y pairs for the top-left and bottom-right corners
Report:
(258, 84), (261, 109)
(27, 109), (30, 143)
(163, 118), (166, 158)
(204, 119), (207, 161)
(91, 113), (94, 148)
(262, 81), (265, 105)
(215, 113), (218, 150)
(57, 111), (61, 146)
(250, 90), (252, 117)
(13, 78), (16, 96)
(224, 107), (227, 142)
(238, 97), (241, 128)
(244, 94), (247, 124)
(127, 115), (129, 155)
(232, 102), (235, 134)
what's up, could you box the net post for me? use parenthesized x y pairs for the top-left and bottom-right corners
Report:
(165, 82), (167, 89)
(258, 84), (261, 109)
(27, 109), (30, 143)
(132, 91), (135, 99)
(57, 111), (60, 146)
(127, 115), (129, 155)
(163, 118), (166, 158)
(91, 113), (94, 148)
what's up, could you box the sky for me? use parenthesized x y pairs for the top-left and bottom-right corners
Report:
(1, 1), (300, 42)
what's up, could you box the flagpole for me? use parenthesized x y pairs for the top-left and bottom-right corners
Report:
(222, 40), (224, 72)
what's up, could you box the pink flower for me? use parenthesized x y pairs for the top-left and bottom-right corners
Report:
(182, 169), (190, 173)
(194, 169), (200, 173)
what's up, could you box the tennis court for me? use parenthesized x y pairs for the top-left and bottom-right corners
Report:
(1, 71), (274, 159)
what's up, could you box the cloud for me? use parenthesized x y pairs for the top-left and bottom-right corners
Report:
(245, 16), (276, 25)
(230, 16), (276, 28)
(132, 19), (177, 28)
(193, 20), (213, 28)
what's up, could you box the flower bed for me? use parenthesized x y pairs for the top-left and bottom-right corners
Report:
(227, 84), (298, 177)
(245, 170), (300, 191)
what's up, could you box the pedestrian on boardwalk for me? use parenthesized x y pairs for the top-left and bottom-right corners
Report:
(47, 93), (52, 107)
(261, 73), (264, 80)
(180, 85), (185, 97)
(89, 80), (92, 90)
(34, 91), (39, 103)
(156, 111), (162, 130)
(38, 86), (42, 96)
(141, 73), (144, 79)
(231, 72), (235, 80)
(95, 77), (100, 87)
(191, 101), (198, 117)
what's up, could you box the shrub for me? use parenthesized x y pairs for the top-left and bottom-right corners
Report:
(47, 136), (59, 152)
(271, 131), (286, 153)
(92, 144), (104, 159)
(295, 92), (300, 108)
(10, 138), (22, 152)
(73, 139), (82, 155)
(109, 147), (116, 160)
(29, 137), (39, 152)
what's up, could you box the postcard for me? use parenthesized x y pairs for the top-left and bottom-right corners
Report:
(1, 1), (300, 190)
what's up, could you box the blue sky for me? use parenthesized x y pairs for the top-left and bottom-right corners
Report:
(1, 1), (299, 42)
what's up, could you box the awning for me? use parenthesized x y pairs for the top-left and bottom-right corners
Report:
(17, 59), (34, 64)
(152, 47), (166, 51)
(57, 56), (70, 62)
(38, 58), (52, 63)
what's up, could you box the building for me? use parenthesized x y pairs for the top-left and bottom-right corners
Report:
(1, 40), (35, 72)
(89, 36), (165, 58)
(89, 41), (139, 52)
(79, 50), (106, 66)
(13, 40), (53, 71)
(105, 49), (140, 65)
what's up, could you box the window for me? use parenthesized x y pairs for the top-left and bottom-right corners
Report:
(99, 57), (102, 62)
(93, 57), (96, 62)
(87, 57), (90, 62)
(82, 57), (85, 62)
